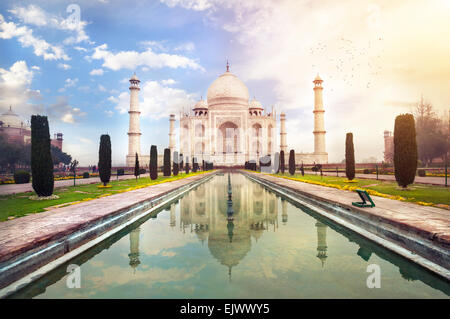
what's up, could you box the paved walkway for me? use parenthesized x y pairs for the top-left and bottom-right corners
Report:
(0, 171), (214, 264)
(0, 174), (137, 196)
(317, 172), (447, 186)
(246, 172), (450, 248)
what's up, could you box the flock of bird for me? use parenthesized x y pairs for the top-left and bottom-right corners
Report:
(307, 36), (385, 90)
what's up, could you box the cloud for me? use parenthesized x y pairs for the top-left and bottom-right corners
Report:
(65, 77), (78, 87)
(58, 63), (71, 70)
(90, 68), (104, 76)
(0, 14), (70, 61)
(90, 43), (204, 71)
(61, 113), (75, 123)
(78, 137), (93, 144)
(104, 110), (114, 117)
(113, 80), (196, 120)
(74, 46), (88, 52)
(161, 78), (177, 85)
(9, 4), (47, 26)
(46, 95), (86, 124)
(174, 41), (195, 52)
(0, 61), (43, 116)
(160, 0), (214, 11)
(8, 4), (92, 45)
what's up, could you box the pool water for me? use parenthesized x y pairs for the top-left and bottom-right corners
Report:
(10, 173), (450, 298)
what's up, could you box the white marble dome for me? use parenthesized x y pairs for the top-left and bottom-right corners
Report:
(0, 107), (28, 129)
(249, 97), (263, 109)
(207, 70), (249, 107)
(194, 99), (208, 109)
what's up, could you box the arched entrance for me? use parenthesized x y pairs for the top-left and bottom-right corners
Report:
(217, 122), (239, 155)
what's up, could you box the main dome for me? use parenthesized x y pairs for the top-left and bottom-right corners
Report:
(0, 107), (27, 129)
(206, 70), (250, 107)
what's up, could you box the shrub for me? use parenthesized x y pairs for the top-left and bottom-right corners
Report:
(83, 172), (90, 179)
(345, 133), (355, 181)
(31, 115), (54, 196)
(139, 168), (146, 174)
(98, 134), (112, 186)
(14, 170), (30, 184)
(280, 150), (285, 174)
(173, 151), (179, 176)
(288, 149), (295, 175)
(363, 168), (370, 174)
(150, 145), (158, 180)
(163, 148), (171, 176)
(417, 169), (426, 177)
(394, 114), (418, 188)
(117, 168), (124, 176)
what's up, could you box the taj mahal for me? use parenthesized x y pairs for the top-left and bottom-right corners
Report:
(125, 63), (328, 167)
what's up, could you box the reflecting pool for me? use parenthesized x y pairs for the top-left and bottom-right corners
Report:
(10, 173), (450, 298)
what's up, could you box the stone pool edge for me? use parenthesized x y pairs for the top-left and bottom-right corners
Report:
(0, 171), (216, 298)
(242, 171), (450, 281)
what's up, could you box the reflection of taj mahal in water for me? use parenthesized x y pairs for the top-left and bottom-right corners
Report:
(127, 175), (329, 276)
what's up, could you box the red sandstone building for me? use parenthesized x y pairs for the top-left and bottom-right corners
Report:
(0, 106), (63, 150)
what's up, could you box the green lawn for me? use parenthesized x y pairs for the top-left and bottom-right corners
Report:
(273, 173), (450, 207)
(0, 172), (208, 222)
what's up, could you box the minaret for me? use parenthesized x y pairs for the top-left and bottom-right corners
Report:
(281, 199), (288, 224)
(280, 112), (287, 154)
(169, 114), (176, 155)
(313, 74), (326, 154)
(128, 227), (141, 272)
(127, 73), (141, 167)
(315, 221), (328, 267)
(170, 204), (176, 228)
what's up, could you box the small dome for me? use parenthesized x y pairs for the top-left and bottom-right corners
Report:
(130, 73), (140, 82)
(314, 74), (323, 82)
(207, 70), (249, 107)
(0, 107), (28, 129)
(249, 97), (263, 109)
(193, 99), (208, 109)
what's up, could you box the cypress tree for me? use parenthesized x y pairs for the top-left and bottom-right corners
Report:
(301, 162), (305, 176)
(280, 150), (285, 174)
(98, 134), (111, 186)
(163, 148), (171, 176)
(288, 149), (295, 175)
(345, 133), (355, 181)
(185, 156), (190, 174)
(192, 157), (198, 172)
(394, 114), (418, 188)
(173, 151), (179, 176)
(150, 145), (158, 180)
(31, 115), (54, 196)
(134, 153), (140, 180)
(179, 153), (184, 170)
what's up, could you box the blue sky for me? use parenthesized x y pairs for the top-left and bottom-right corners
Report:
(1, 0), (449, 165)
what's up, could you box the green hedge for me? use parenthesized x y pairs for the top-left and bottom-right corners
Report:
(14, 170), (30, 184)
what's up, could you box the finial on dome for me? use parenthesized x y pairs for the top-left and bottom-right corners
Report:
(226, 60), (230, 72)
